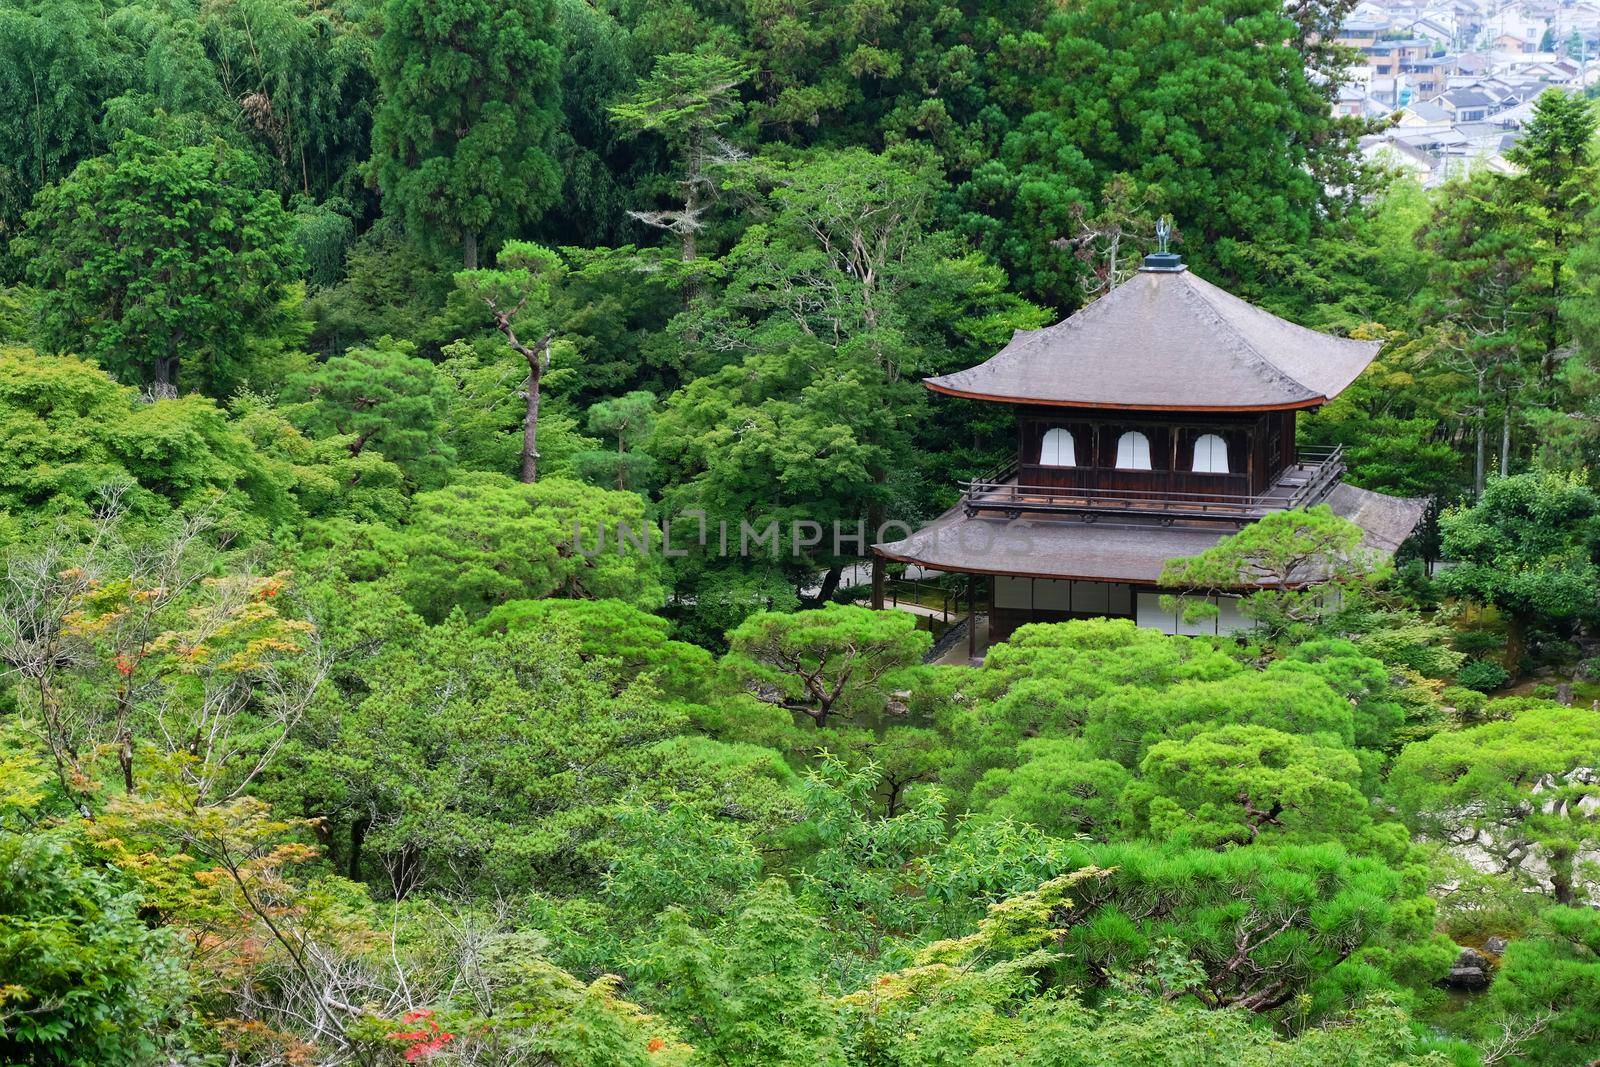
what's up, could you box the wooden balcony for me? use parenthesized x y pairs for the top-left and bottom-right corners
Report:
(961, 446), (1345, 526)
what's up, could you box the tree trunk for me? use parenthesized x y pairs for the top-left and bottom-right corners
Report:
(1503, 614), (1527, 674)
(347, 428), (375, 458)
(870, 554), (885, 610)
(463, 230), (479, 271)
(678, 147), (702, 342)
(1500, 406), (1511, 478)
(119, 729), (135, 794)
(884, 778), (907, 818)
(616, 432), (626, 490)
(485, 303), (555, 486)
(1551, 843), (1576, 905)
(154, 349), (179, 396)
(521, 364), (541, 483)
(681, 175), (699, 264)
(1549, 259), (1562, 371)
(1475, 418), (1487, 496)
(808, 564), (843, 608)
(349, 816), (368, 881)
(812, 700), (831, 729)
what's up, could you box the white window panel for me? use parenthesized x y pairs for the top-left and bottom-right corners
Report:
(1115, 431), (1152, 469)
(1193, 433), (1229, 473)
(1039, 427), (1076, 466)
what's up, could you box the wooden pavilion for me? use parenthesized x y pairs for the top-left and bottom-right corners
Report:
(869, 247), (1425, 656)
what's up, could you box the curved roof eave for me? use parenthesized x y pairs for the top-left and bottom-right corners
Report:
(922, 380), (1331, 413)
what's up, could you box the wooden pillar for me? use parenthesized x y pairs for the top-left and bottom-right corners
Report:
(1169, 428), (1179, 493)
(967, 574), (978, 659)
(870, 554), (885, 610)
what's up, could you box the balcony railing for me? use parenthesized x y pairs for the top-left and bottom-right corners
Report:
(961, 445), (1344, 525)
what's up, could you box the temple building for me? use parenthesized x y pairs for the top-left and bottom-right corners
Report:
(870, 245), (1425, 652)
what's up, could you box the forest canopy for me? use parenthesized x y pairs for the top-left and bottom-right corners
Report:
(2, 0), (1600, 1064)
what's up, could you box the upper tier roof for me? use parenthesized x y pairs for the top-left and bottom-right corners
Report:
(924, 265), (1381, 412)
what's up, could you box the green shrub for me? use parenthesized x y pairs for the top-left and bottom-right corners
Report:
(1451, 629), (1508, 656)
(1492, 907), (1600, 1064)
(0, 820), (188, 1063)
(1441, 685), (1488, 720)
(1457, 658), (1511, 693)
(1531, 637), (1581, 667)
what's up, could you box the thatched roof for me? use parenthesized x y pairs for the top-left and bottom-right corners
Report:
(873, 485), (1426, 584)
(925, 265), (1380, 412)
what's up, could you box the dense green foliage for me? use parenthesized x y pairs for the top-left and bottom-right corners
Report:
(0, 744), (188, 1063)
(4, 0), (1600, 1062)
(19, 134), (305, 394)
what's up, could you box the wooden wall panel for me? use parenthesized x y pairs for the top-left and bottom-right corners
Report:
(1013, 406), (1297, 501)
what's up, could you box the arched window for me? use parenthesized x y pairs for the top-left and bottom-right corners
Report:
(1039, 427), (1076, 466)
(1192, 433), (1229, 474)
(1115, 431), (1152, 470)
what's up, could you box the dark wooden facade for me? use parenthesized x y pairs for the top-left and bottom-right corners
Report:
(989, 603), (1135, 643)
(988, 605), (1065, 643)
(1014, 406), (1297, 499)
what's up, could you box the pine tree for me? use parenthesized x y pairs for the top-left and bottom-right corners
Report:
(609, 52), (749, 263)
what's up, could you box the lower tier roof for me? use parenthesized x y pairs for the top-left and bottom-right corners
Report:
(872, 483), (1426, 584)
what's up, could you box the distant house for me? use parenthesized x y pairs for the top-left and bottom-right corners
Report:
(1454, 120), (1518, 154)
(1364, 36), (1434, 75)
(1514, 58), (1580, 81)
(1338, 17), (1390, 50)
(1361, 134), (1442, 183)
(1336, 83), (1384, 118)
(1401, 54), (1460, 97)
(1492, 85), (1578, 127)
(1409, 14), (1459, 47)
(1365, 74), (1412, 107)
(1393, 126), (1469, 155)
(1335, 8), (1585, 189)
(1397, 99), (1452, 124)
(1439, 86), (1499, 121)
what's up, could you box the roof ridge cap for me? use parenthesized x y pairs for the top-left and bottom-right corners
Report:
(1173, 272), (1315, 400)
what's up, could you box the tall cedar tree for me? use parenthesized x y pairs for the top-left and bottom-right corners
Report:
(968, 0), (1346, 306)
(1418, 171), (1544, 491)
(1504, 90), (1598, 368)
(369, 0), (562, 268)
